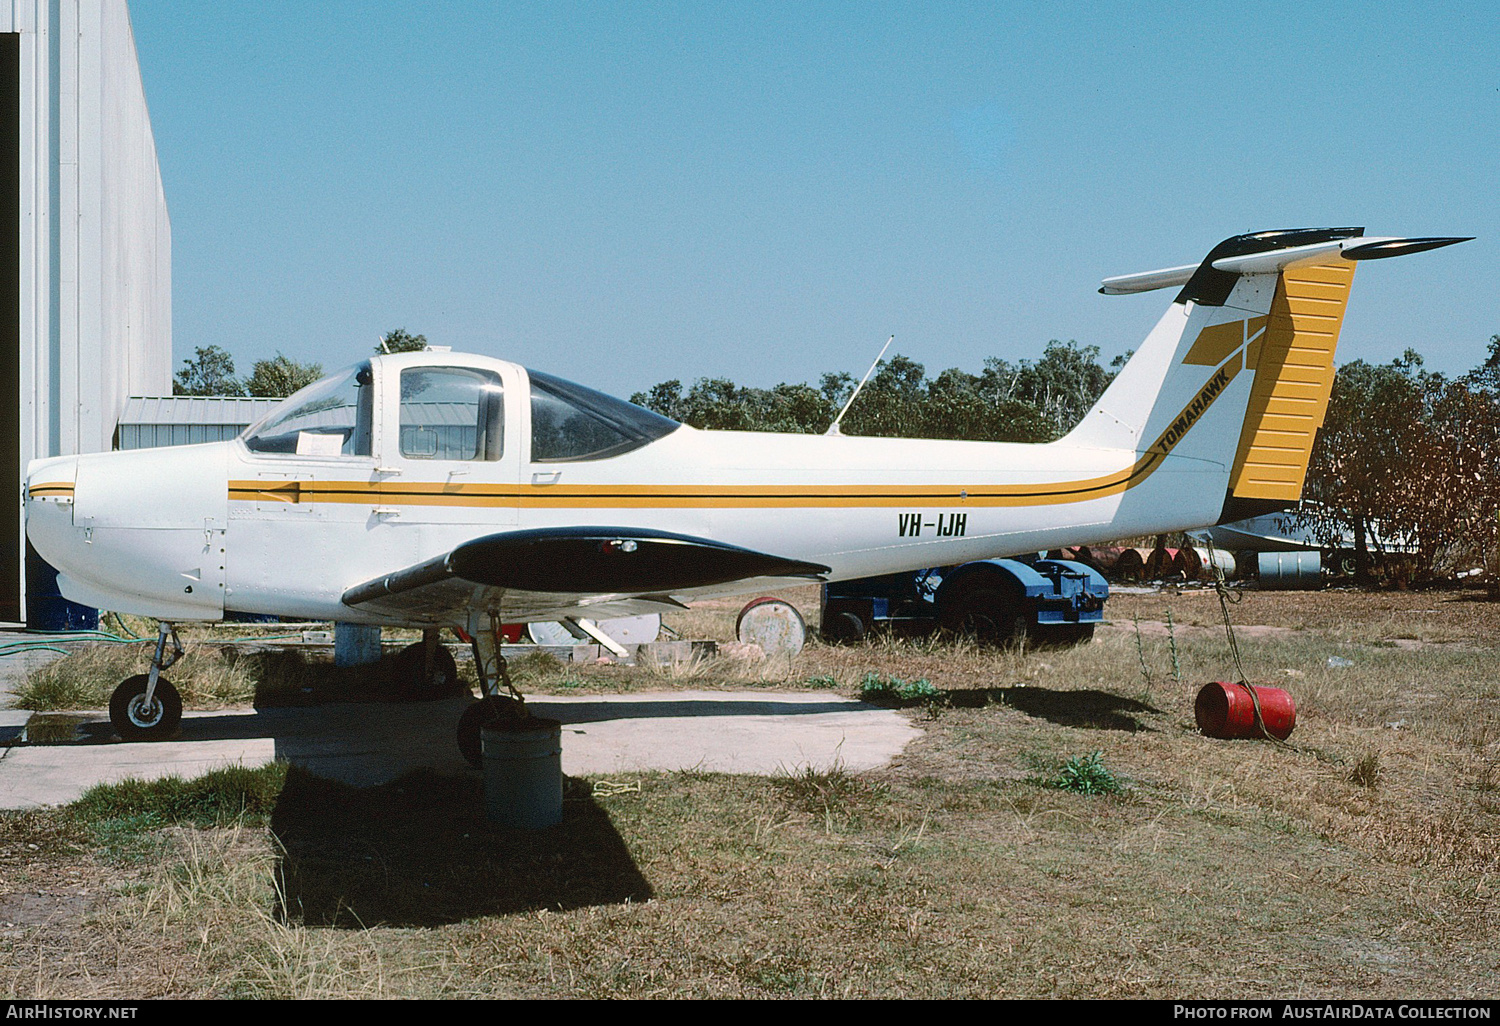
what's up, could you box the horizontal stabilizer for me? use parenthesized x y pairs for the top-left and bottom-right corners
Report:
(1100, 229), (1470, 298)
(342, 527), (830, 606)
(1341, 236), (1474, 260)
(1099, 263), (1199, 295)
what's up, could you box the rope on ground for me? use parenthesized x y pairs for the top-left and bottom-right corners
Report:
(591, 779), (642, 798)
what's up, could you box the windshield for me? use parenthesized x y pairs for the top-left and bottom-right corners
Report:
(242, 362), (374, 456)
(528, 368), (679, 462)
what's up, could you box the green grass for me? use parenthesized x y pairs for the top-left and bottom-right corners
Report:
(859, 672), (942, 705)
(1044, 751), (1125, 795)
(67, 763), (288, 832)
(15, 641), (257, 711)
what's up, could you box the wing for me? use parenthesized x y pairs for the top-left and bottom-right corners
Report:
(341, 526), (830, 625)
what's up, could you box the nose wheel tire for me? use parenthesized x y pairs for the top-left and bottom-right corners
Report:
(109, 675), (183, 741)
(457, 695), (526, 769)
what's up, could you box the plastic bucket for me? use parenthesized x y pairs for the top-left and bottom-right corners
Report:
(1194, 681), (1296, 740)
(333, 623), (382, 666)
(482, 717), (563, 829)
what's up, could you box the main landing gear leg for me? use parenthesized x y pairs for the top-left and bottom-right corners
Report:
(456, 615), (527, 769)
(109, 621), (185, 741)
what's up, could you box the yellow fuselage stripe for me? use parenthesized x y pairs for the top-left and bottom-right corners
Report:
(225, 352), (1240, 513)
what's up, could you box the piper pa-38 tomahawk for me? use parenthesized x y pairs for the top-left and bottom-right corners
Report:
(23, 226), (1468, 760)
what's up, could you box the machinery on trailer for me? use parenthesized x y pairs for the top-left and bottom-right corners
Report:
(820, 557), (1108, 646)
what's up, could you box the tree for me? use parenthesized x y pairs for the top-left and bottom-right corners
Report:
(245, 353), (323, 398)
(1300, 347), (1500, 584)
(378, 328), (428, 354)
(173, 345), (244, 396)
(1299, 356), (1426, 583)
(979, 340), (1114, 437)
(628, 344), (1088, 444)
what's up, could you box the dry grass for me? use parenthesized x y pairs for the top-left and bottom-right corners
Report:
(0, 585), (1496, 998)
(1108, 585), (1500, 646)
(13, 640), (258, 711)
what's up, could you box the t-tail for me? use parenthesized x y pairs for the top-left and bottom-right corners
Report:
(1062, 227), (1470, 525)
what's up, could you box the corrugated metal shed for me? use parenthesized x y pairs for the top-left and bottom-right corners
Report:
(117, 398), (489, 450)
(115, 395), (281, 450)
(0, 1), (173, 622)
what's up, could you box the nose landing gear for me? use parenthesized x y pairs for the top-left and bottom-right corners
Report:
(109, 621), (184, 741)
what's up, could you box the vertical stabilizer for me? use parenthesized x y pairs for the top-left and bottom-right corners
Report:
(1066, 228), (1469, 522)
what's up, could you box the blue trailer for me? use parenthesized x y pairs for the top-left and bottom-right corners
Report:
(820, 557), (1108, 646)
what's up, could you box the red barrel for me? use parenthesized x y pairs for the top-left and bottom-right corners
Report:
(1194, 681), (1296, 740)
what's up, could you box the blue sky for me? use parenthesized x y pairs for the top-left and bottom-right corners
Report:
(129, 1), (1498, 395)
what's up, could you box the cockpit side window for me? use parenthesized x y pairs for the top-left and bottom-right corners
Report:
(242, 363), (373, 456)
(398, 367), (504, 461)
(528, 369), (680, 463)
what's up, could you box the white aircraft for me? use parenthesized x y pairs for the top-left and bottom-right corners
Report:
(23, 226), (1467, 760)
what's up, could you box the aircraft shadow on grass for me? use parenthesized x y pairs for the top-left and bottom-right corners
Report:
(37, 688), (890, 926)
(269, 767), (654, 928)
(946, 686), (1160, 732)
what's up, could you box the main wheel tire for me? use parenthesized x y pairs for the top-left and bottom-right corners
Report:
(394, 641), (461, 701)
(457, 695), (526, 769)
(109, 675), (183, 741)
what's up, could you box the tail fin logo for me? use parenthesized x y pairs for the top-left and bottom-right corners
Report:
(1181, 317), (1268, 369)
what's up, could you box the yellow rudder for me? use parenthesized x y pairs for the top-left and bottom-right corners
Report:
(1227, 260), (1356, 501)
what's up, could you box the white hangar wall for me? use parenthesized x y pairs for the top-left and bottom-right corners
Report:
(0, 0), (171, 622)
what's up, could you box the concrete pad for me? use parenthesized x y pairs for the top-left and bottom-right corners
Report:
(0, 737), (278, 809)
(0, 691), (921, 808)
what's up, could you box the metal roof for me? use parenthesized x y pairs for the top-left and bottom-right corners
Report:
(114, 396), (487, 451)
(115, 395), (284, 451)
(118, 396), (283, 428)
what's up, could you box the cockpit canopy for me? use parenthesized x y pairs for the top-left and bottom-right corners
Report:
(240, 357), (679, 463)
(242, 362), (374, 456)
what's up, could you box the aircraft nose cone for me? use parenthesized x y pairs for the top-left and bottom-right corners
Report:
(23, 454), (81, 569)
(25, 453), (78, 497)
(28, 444), (232, 620)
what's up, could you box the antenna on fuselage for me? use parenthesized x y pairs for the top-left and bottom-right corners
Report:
(825, 335), (894, 436)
